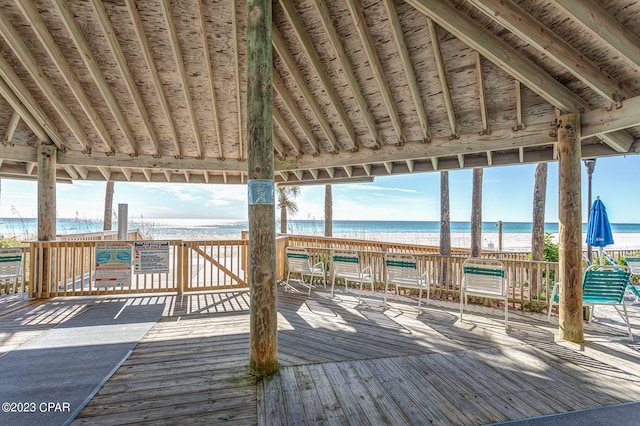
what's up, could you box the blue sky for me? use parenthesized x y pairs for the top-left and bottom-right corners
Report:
(1, 155), (638, 223)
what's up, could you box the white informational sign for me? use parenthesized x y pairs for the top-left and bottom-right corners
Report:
(134, 241), (170, 274)
(95, 242), (132, 288)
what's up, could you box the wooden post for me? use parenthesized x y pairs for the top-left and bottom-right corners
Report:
(37, 143), (57, 297)
(557, 113), (584, 343)
(247, 0), (277, 377)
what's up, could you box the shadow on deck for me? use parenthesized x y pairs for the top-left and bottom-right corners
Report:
(1, 284), (639, 425)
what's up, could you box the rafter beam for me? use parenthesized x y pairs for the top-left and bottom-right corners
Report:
(98, 167), (111, 181)
(0, 7), (90, 152)
(346, 0), (404, 145)
(0, 60), (64, 147)
(89, 0), (161, 156)
(26, 162), (36, 175)
(122, 168), (132, 181)
(272, 70), (319, 155)
(2, 111), (20, 145)
(195, 0), (223, 159)
(384, 0), (430, 141)
(311, 0), (380, 148)
(428, 19), (458, 138)
(160, 0), (203, 158)
(431, 157), (438, 171)
(163, 170), (171, 182)
(273, 27), (338, 154)
(475, 51), (490, 135)
(52, 0), (138, 154)
(124, 0), (181, 157)
(514, 80), (524, 131)
(231, 0), (244, 160)
(467, 0), (632, 104)
(17, 0), (119, 153)
(406, 0), (586, 112)
(278, 0), (352, 151)
(273, 106), (303, 156)
(549, 0), (640, 70)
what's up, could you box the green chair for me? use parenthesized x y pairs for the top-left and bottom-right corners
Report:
(285, 247), (325, 295)
(548, 265), (633, 341)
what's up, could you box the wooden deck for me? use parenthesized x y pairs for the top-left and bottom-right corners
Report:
(2, 284), (640, 425)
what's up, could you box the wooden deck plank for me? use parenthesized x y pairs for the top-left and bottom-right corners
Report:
(3, 288), (631, 424)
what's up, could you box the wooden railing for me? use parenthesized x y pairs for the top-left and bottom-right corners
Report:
(57, 229), (145, 241)
(284, 235), (558, 311)
(28, 239), (248, 298)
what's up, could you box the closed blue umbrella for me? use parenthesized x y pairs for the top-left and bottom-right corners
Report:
(586, 197), (614, 250)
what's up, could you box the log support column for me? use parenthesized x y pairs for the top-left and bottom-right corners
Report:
(247, 0), (277, 377)
(557, 113), (584, 343)
(37, 143), (57, 297)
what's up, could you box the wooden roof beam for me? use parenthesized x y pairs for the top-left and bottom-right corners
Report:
(272, 28), (337, 154)
(431, 157), (438, 171)
(383, 0), (430, 141)
(272, 71), (320, 155)
(326, 167), (335, 178)
(195, 0), (223, 159)
(406, 0), (586, 112)
(549, 0), (640, 71)
(273, 107), (303, 156)
(0, 7), (90, 153)
(486, 151), (492, 166)
(25, 162), (35, 175)
(160, 0), (203, 158)
(89, 0), (161, 156)
(383, 161), (393, 174)
(17, 0), (116, 154)
(457, 154), (464, 169)
(346, 0), (405, 145)
(362, 163), (371, 176)
(98, 167), (111, 181)
(475, 52), (490, 135)
(74, 165), (88, 180)
(64, 165), (79, 180)
(163, 170), (171, 182)
(515, 81), (524, 131)
(428, 19), (458, 138)
(52, 0), (138, 154)
(121, 168), (132, 181)
(0, 61), (64, 147)
(2, 111), (20, 145)
(278, 0), (353, 152)
(124, 0), (181, 157)
(467, 0), (632, 105)
(231, 0), (244, 161)
(311, 0), (380, 148)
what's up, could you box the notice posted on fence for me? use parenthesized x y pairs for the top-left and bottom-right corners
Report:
(95, 242), (132, 288)
(134, 241), (170, 274)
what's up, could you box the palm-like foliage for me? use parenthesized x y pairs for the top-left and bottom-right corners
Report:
(277, 186), (300, 233)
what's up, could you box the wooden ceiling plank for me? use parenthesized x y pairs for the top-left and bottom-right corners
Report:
(468, 0), (632, 104)
(272, 131), (287, 158)
(0, 7), (91, 152)
(195, 0), (223, 159)
(549, 0), (640, 70)
(89, 0), (161, 156)
(273, 106), (303, 156)
(428, 19), (458, 138)
(406, 0), (587, 112)
(311, 0), (380, 148)
(0, 61), (64, 147)
(273, 70), (320, 155)
(278, 0), (353, 152)
(273, 28), (339, 154)
(17, 0), (116, 154)
(52, 0), (139, 154)
(475, 51), (490, 135)
(231, 0), (244, 161)
(346, 0), (405, 144)
(159, 0), (203, 158)
(2, 111), (20, 145)
(125, 0), (181, 157)
(383, 0), (430, 141)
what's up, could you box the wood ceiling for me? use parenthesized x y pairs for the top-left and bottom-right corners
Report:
(0, 0), (638, 185)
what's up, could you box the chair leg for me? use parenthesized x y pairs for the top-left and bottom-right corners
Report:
(460, 293), (465, 322)
(504, 297), (509, 330)
(383, 281), (389, 308)
(330, 275), (336, 298)
(417, 288), (422, 312)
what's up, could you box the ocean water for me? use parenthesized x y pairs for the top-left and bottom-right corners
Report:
(2, 218), (639, 251)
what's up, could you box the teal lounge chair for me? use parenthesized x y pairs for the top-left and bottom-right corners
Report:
(548, 265), (633, 341)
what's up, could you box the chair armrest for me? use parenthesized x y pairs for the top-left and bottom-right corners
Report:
(361, 265), (373, 277)
(311, 260), (324, 272)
